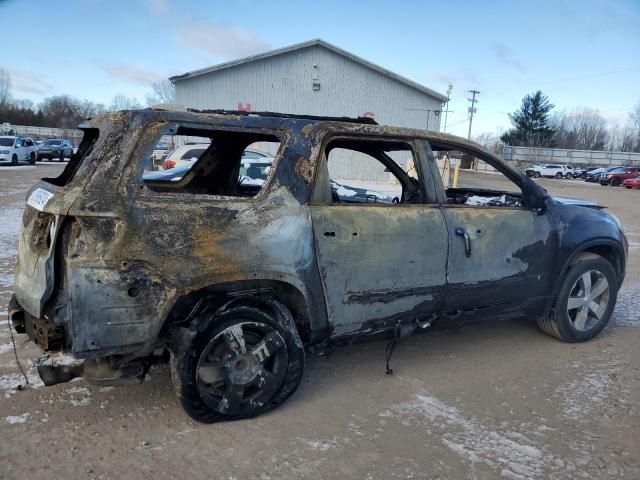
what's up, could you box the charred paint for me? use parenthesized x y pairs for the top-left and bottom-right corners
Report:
(9, 109), (627, 375)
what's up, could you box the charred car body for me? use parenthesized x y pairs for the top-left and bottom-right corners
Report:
(9, 109), (628, 422)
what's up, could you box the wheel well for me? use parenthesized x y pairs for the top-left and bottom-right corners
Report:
(578, 244), (624, 284)
(163, 280), (312, 342)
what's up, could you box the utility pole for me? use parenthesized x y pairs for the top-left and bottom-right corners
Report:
(443, 84), (453, 132)
(467, 89), (480, 140)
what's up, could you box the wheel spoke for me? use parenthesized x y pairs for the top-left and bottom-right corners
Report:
(580, 272), (592, 295)
(588, 300), (606, 320)
(590, 277), (609, 299)
(221, 383), (245, 415)
(197, 359), (225, 384)
(251, 368), (282, 405)
(250, 331), (285, 363)
(574, 305), (589, 330)
(223, 325), (247, 355)
(567, 296), (587, 310)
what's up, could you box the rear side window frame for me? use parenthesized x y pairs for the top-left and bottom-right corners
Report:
(136, 122), (286, 202)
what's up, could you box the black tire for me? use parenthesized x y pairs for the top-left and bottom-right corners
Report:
(537, 253), (618, 342)
(610, 178), (621, 187)
(170, 302), (305, 423)
(555, 172), (563, 179)
(29, 152), (36, 165)
(11, 154), (18, 166)
(625, 186), (632, 189)
(581, 173), (587, 179)
(534, 172), (541, 178)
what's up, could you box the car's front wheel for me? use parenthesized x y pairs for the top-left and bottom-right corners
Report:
(537, 253), (618, 342)
(534, 172), (541, 178)
(170, 302), (305, 423)
(11, 154), (18, 166)
(555, 172), (563, 179)
(29, 152), (36, 165)
(610, 178), (621, 187)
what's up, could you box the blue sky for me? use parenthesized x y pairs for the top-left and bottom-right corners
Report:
(1, 0), (639, 137)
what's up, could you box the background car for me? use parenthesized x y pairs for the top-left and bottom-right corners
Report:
(151, 143), (171, 169)
(0, 136), (38, 165)
(146, 155), (274, 185)
(599, 166), (640, 186)
(584, 166), (621, 182)
(525, 164), (571, 178)
(574, 166), (601, 179)
(622, 176), (640, 189)
(37, 138), (74, 161)
(162, 144), (275, 170)
(162, 142), (211, 169)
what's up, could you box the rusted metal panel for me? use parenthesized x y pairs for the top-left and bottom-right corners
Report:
(310, 204), (448, 336)
(10, 108), (627, 367)
(442, 206), (556, 310)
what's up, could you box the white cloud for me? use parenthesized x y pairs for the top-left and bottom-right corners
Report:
(102, 63), (165, 86)
(8, 69), (54, 95)
(176, 20), (271, 59)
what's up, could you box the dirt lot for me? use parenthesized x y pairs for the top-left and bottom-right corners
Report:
(1, 165), (638, 480)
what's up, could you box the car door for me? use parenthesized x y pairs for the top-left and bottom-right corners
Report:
(14, 138), (26, 161)
(309, 136), (448, 337)
(424, 139), (556, 317)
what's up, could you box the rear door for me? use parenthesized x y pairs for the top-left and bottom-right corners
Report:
(309, 136), (448, 337)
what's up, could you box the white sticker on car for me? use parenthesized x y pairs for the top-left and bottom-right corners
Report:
(27, 188), (55, 211)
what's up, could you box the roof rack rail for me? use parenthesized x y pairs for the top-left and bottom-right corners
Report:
(186, 109), (379, 125)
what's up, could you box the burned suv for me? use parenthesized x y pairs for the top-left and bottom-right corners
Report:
(9, 109), (627, 423)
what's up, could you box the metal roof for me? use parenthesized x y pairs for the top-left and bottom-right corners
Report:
(169, 39), (448, 102)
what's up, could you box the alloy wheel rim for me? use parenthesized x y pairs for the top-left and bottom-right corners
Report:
(196, 321), (288, 415)
(566, 270), (610, 331)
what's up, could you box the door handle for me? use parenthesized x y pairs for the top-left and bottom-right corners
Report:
(455, 227), (472, 257)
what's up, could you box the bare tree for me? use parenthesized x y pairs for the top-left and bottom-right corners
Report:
(629, 101), (640, 135)
(109, 94), (142, 111)
(473, 132), (504, 154)
(149, 79), (176, 104)
(0, 67), (11, 106)
(552, 108), (608, 150)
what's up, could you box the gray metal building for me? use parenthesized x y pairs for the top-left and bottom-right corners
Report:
(170, 39), (446, 131)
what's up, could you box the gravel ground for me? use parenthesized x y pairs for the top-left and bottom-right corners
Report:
(0, 165), (638, 480)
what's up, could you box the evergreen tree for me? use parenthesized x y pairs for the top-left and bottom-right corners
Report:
(501, 91), (555, 147)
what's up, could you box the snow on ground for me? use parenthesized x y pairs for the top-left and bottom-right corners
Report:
(5, 413), (30, 424)
(614, 280), (640, 326)
(554, 358), (619, 420)
(383, 393), (573, 479)
(334, 179), (402, 198)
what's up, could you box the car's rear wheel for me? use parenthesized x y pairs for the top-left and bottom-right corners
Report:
(537, 253), (617, 342)
(170, 303), (304, 423)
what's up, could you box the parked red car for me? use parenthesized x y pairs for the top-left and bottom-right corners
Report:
(599, 166), (640, 186)
(622, 176), (640, 189)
